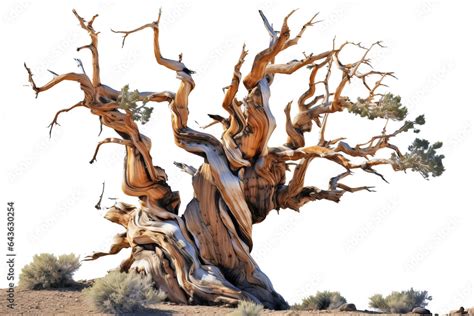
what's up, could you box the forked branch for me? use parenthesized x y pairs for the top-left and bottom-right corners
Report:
(47, 102), (85, 137)
(72, 9), (101, 87)
(243, 10), (295, 89)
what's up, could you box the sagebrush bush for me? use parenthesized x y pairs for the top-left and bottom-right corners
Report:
(84, 270), (166, 314)
(227, 300), (264, 316)
(369, 288), (432, 313)
(19, 253), (80, 290)
(293, 291), (347, 310)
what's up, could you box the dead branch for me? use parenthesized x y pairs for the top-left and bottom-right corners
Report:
(47, 102), (85, 137)
(95, 181), (105, 210)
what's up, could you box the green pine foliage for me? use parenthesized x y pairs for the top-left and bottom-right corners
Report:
(381, 113), (444, 179)
(118, 84), (154, 124)
(398, 114), (425, 134)
(84, 270), (166, 314)
(391, 138), (445, 179)
(348, 93), (407, 121)
(19, 253), (81, 290)
(369, 288), (432, 313)
(348, 92), (445, 180)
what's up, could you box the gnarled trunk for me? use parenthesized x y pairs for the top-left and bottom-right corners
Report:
(120, 162), (288, 308)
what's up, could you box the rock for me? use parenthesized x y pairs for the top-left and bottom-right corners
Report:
(412, 307), (431, 314)
(467, 307), (474, 316)
(338, 303), (357, 312)
(450, 307), (467, 315)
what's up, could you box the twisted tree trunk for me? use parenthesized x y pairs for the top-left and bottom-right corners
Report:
(25, 8), (444, 309)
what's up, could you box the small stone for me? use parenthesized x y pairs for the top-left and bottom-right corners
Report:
(412, 307), (431, 314)
(450, 307), (467, 316)
(338, 303), (357, 311)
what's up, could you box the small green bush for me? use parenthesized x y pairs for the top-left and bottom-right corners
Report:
(84, 270), (166, 314)
(369, 288), (432, 313)
(227, 300), (264, 316)
(19, 253), (80, 290)
(293, 291), (347, 310)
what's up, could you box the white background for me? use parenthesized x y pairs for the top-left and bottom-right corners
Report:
(0, 0), (473, 313)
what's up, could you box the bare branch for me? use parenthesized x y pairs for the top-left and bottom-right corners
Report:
(221, 45), (251, 169)
(222, 44), (248, 111)
(24, 63), (39, 97)
(173, 161), (197, 176)
(286, 157), (312, 198)
(356, 71), (397, 101)
(297, 62), (322, 110)
(279, 186), (345, 211)
(98, 117), (103, 136)
(284, 12), (321, 49)
(243, 10), (295, 89)
(47, 102), (85, 137)
(331, 40), (384, 111)
(74, 58), (87, 75)
(283, 56), (333, 149)
(84, 232), (129, 261)
(96, 85), (175, 103)
(24, 64), (95, 101)
(258, 10), (278, 44)
(112, 23), (154, 48)
(195, 118), (221, 129)
(337, 183), (375, 193)
(112, 9), (193, 78)
(329, 170), (352, 191)
(95, 181), (105, 210)
(270, 145), (396, 184)
(265, 50), (333, 75)
(47, 69), (59, 76)
(90, 137), (133, 164)
(72, 9), (101, 87)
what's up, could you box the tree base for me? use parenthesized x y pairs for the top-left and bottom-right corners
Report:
(89, 164), (288, 310)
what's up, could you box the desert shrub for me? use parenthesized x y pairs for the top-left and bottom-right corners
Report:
(369, 294), (389, 311)
(84, 270), (166, 314)
(369, 288), (432, 313)
(227, 300), (264, 316)
(19, 253), (80, 289)
(293, 291), (347, 310)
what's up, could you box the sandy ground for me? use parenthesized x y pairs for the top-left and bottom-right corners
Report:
(0, 286), (315, 315)
(0, 286), (284, 315)
(0, 284), (444, 316)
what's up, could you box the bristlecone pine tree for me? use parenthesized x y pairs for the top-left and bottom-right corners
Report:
(25, 9), (444, 310)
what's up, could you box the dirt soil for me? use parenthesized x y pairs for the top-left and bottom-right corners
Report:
(0, 284), (430, 316)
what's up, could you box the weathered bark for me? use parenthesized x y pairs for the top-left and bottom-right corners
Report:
(25, 9), (443, 310)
